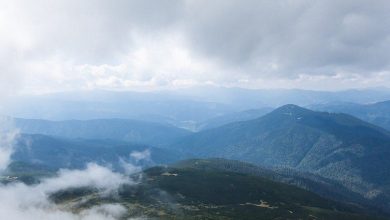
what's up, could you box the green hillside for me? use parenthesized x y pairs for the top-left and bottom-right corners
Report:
(50, 165), (386, 220)
(171, 105), (390, 211)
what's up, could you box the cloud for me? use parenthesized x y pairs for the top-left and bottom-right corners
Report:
(41, 163), (132, 194)
(0, 0), (390, 92)
(0, 163), (140, 220)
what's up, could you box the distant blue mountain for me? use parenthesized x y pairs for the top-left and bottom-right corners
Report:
(198, 107), (273, 130)
(14, 118), (192, 147)
(12, 134), (181, 170)
(3, 88), (390, 129)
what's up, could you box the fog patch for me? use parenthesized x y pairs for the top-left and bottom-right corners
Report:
(130, 149), (151, 163)
(0, 117), (19, 172)
(120, 158), (142, 175)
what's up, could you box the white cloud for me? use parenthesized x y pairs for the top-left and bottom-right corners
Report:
(0, 163), (139, 220)
(41, 163), (132, 194)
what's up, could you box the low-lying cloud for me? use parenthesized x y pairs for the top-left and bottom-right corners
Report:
(0, 163), (140, 220)
(0, 124), (148, 220)
(42, 163), (133, 194)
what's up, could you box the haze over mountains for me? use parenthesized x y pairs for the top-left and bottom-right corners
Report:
(6, 93), (390, 217)
(3, 87), (390, 131)
(13, 118), (190, 147)
(12, 134), (181, 170)
(1, 87), (390, 219)
(2, 0), (390, 219)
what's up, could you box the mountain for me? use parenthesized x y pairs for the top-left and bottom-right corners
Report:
(309, 100), (390, 130)
(14, 118), (192, 147)
(12, 134), (182, 170)
(171, 105), (390, 210)
(47, 163), (386, 220)
(198, 107), (273, 130)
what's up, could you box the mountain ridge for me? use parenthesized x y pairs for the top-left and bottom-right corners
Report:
(170, 104), (390, 211)
(14, 118), (192, 147)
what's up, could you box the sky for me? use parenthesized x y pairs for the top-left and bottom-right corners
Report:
(1, 0), (390, 94)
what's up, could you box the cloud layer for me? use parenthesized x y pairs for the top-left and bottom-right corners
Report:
(1, 0), (390, 92)
(0, 163), (138, 220)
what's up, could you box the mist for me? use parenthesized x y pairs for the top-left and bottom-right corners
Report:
(0, 117), (19, 171)
(0, 124), (147, 220)
(0, 163), (139, 220)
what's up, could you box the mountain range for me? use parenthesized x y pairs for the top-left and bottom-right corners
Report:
(7, 102), (390, 216)
(14, 118), (191, 147)
(3, 87), (390, 130)
(171, 104), (390, 211)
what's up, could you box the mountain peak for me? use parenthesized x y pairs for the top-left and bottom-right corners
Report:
(270, 104), (312, 117)
(277, 104), (303, 110)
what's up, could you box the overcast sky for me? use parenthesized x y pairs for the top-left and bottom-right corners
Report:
(1, 0), (390, 94)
